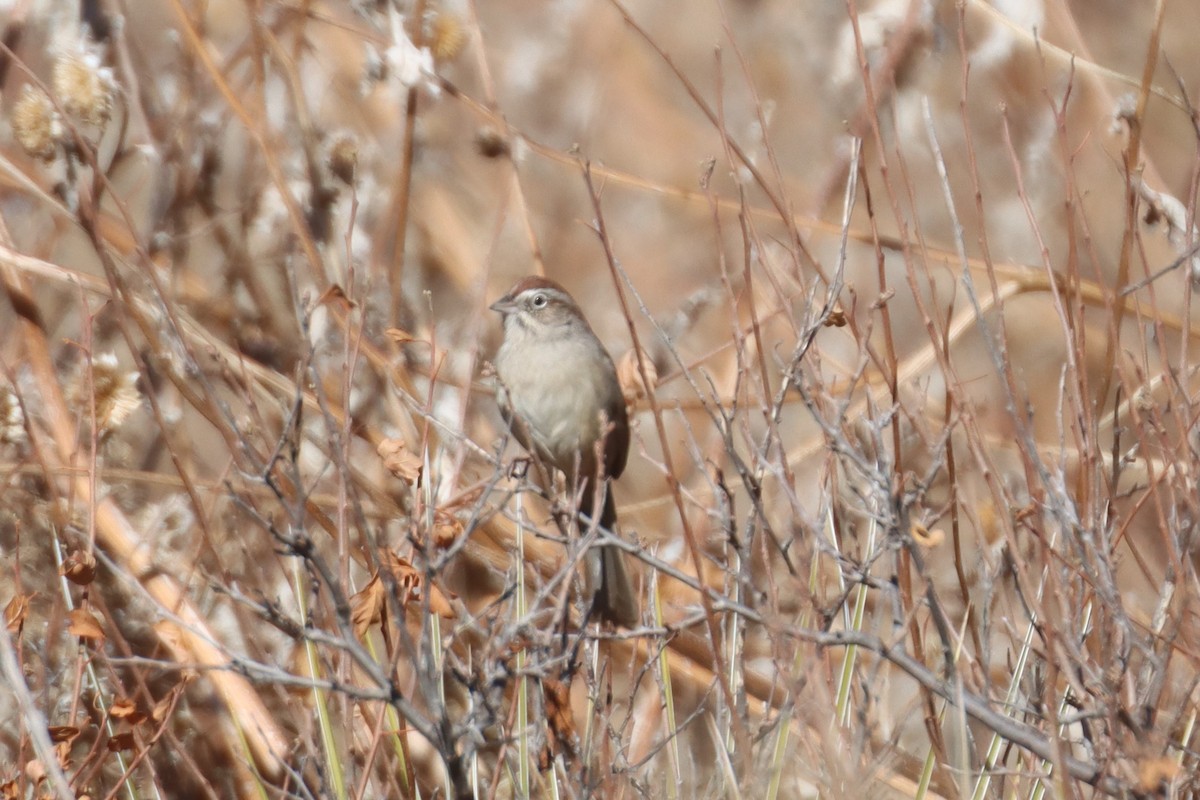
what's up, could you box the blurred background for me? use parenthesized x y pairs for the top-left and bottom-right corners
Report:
(2, 0), (1199, 797)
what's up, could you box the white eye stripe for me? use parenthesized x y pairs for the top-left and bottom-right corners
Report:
(522, 289), (566, 306)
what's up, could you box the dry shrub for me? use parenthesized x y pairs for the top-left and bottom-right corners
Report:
(0, 1), (1198, 798)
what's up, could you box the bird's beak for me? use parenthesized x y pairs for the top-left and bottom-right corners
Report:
(489, 295), (517, 315)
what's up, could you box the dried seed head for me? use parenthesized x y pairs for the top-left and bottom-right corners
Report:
(430, 12), (467, 62)
(12, 85), (61, 161)
(327, 132), (358, 186)
(139, 493), (196, 554)
(52, 51), (115, 128)
(475, 125), (510, 159)
(0, 386), (25, 445)
(75, 353), (141, 433)
(385, 21), (434, 90)
(1133, 385), (1155, 415)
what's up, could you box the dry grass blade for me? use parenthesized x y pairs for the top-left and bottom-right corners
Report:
(1, 1), (1198, 798)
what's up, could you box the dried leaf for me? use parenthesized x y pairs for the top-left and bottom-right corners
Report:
(106, 732), (136, 752)
(431, 512), (463, 550)
(67, 608), (105, 643)
(616, 347), (657, 407)
(379, 552), (457, 618)
(378, 438), (422, 484)
(350, 573), (387, 640)
(1, 778), (18, 799)
(47, 726), (79, 744)
(1137, 756), (1180, 793)
(152, 686), (181, 724)
(60, 549), (97, 585)
(427, 586), (460, 620)
(109, 698), (147, 725)
(823, 308), (848, 327)
(152, 620), (186, 657)
(380, 551), (421, 601)
(4, 593), (33, 635)
(24, 758), (46, 783)
(544, 678), (574, 740)
(911, 522), (945, 548)
(540, 677), (576, 770)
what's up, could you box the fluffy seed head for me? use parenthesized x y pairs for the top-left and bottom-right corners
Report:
(0, 386), (26, 445)
(12, 85), (61, 161)
(73, 353), (141, 434)
(431, 13), (467, 62)
(53, 51), (115, 128)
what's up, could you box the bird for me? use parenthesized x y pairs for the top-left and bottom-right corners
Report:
(490, 276), (638, 627)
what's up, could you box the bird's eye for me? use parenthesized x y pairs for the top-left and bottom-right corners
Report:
(531, 293), (547, 308)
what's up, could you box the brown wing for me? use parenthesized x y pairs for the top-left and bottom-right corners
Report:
(604, 393), (630, 480)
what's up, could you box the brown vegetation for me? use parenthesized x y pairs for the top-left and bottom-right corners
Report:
(1, 0), (1199, 797)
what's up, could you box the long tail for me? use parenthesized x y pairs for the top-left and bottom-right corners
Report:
(584, 490), (639, 627)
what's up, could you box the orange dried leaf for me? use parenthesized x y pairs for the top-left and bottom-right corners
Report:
(350, 573), (387, 640)
(24, 759), (46, 783)
(543, 678), (575, 741)
(153, 620), (186, 655)
(67, 608), (105, 643)
(152, 686), (182, 724)
(911, 522), (945, 548)
(60, 549), (97, 585)
(378, 438), (422, 484)
(109, 698), (147, 725)
(616, 347), (657, 407)
(540, 677), (576, 769)
(380, 553), (423, 604)
(424, 584), (456, 619)
(1, 778), (17, 799)
(47, 726), (79, 744)
(4, 593), (33, 635)
(109, 698), (136, 718)
(432, 513), (463, 549)
(379, 552), (457, 619)
(1137, 757), (1180, 792)
(152, 621), (198, 679)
